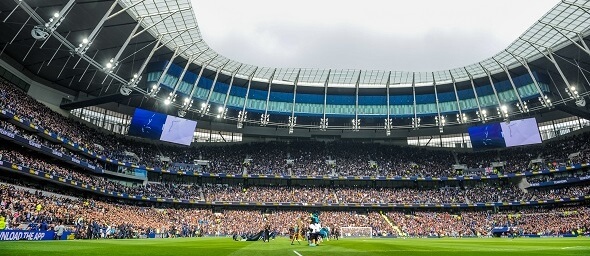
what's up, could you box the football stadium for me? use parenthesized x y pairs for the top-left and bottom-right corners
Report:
(0, 0), (589, 255)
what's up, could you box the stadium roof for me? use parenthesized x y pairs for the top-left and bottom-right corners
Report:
(1, 0), (590, 131)
(120, 0), (590, 87)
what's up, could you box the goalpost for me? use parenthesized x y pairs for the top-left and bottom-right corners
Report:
(340, 227), (373, 238)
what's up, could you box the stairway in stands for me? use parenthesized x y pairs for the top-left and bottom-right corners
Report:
(380, 211), (404, 236)
(199, 186), (205, 200)
(452, 151), (460, 165)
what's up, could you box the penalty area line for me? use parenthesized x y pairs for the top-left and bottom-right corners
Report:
(293, 250), (303, 256)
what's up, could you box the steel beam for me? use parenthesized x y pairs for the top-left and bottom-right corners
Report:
(492, 57), (525, 109)
(465, 68), (483, 116)
(240, 67), (259, 121)
(354, 71), (362, 124)
(79, 50), (99, 82)
(185, 55), (217, 105)
(153, 48), (180, 89)
(561, 0), (590, 15)
(412, 72), (417, 122)
(221, 64), (243, 114)
(107, 0), (148, 20)
(203, 60), (231, 115)
(126, 35), (162, 87)
(9, 12), (33, 45)
(84, 1), (119, 50)
(262, 69), (277, 121)
(290, 69), (301, 125)
(539, 21), (590, 56)
(525, 40), (574, 91)
(169, 56), (195, 97)
(480, 63), (502, 106)
(546, 69), (568, 103)
(505, 50), (547, 99)
(432, 72), (442, 122)
(110, 19), (143, 65)
(135, 7), (192, 19)
(449, 71), (463, 120)
(321, 70), (331, 120)
(3, 4), (19, 22)
(132, 9), (190, 39)
(386, 72), (391, 119)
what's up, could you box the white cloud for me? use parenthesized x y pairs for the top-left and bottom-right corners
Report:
(192, 0), (559, 71)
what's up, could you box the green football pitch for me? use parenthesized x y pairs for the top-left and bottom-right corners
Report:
(1, 237), (589, 256)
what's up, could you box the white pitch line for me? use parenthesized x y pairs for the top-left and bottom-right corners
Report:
(561, 246), (588, 250)
(293, 250), (303, 256)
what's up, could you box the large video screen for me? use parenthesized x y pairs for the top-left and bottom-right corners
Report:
(128, 108), (167, 140)
(160, 116), (197, 146)
(500, 118), (543, 147)
(128, 108), (197, 146)
(468, 117), (542, 150)
(467, 122), (506, 150)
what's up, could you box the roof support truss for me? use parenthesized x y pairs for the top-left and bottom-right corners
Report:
(465, 68), (484, 121)
(480, 63), (503, 107)
(432, 73), (441, 121)
(320, 70), (331, 131)
(525, 40), (575, 91)
(182, 55), (217, 112)
(492, 57), (525, 110)
(126, 35), (162, 88)
(108, 0), (148, 20)
(261, 69), (277, 126)
(111, 9), (185, 66)
(385, 71), (392, 135)
(412, 72), (417, 123)
(203, 60), (231, 116)
(449, 71), (464, 122)
(77, 1), (119, 54)
(561, 0), (590, 15)
(221, 64), (243, 117)
(237, 67), (259, 128)
(353, 71), (361, 131)
(505, 50), (547, 100)
(290, 69), (301, 128)
(539, 21), (590, 56)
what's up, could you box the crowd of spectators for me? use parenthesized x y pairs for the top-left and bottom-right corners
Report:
(0, 145), (203, 201)
(527, 170), (590, 184)
(1, 183), (588, 239)
(0, 120), (106, 170)
(0, 183), (213, 238)
(387, 207), (590, 237)
(387, 211), (492, 237)
(2, 80), (590, 179)
(1, 137), (590, 205)
(203, 183), (590, 204)
(0, 183), (391, 238)
(489, 207), (589, 236)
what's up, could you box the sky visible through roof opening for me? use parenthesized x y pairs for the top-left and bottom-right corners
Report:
(192, 0), (559, 72)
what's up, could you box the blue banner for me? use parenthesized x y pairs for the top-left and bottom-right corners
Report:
(492, 227), (510, 233)
(529, 175), (590, 187)
(0, 230), (72, 241)
(0, 127), (103, 174)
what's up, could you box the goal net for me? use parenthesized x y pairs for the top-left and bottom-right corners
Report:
(340, 227), (373, 238)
